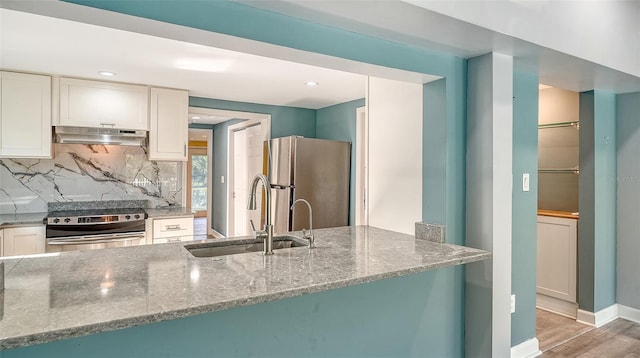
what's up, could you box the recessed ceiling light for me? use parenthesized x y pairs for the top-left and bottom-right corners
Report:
(191, 116), (201, 120)
(305, 81), (319, 87)
(98, 71), (116, 77)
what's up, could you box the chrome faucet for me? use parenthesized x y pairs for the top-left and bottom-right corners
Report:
(248, 174), (274, 255)
(291, 198), (314, 248)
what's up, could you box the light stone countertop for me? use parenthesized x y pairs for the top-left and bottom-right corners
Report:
(0, 225), (490, 350)
(0, 213), (47, 228)
(144, 206), (193, 218)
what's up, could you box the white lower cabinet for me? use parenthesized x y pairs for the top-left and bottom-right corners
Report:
(536, 215), (577, 303)
(149, 216), (194, 244)
(2, 225), (46, 257)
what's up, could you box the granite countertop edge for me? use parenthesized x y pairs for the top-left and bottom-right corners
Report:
(0, 249), (490, 350)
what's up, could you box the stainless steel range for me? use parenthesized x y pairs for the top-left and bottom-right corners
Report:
(45, 208), (147, 252)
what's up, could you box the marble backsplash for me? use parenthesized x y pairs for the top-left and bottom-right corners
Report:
(0, 144), (183, 214)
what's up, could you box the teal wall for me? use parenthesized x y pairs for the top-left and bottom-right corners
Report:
(578, 91), (617, 312)
(511, 71), (539, 346)
(316, 98), (365, 225)
(62, 0), (470, 354)
(4, 268), (465, 358)
(616, 92), (640, 310)
(189, 97), (316, 235)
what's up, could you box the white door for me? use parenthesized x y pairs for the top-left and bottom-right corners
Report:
(246, 124), (263, 231)
(232, 129), (248, 236)
(230, 123), (264, 237)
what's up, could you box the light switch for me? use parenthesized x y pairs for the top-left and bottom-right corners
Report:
(522, 173), (530, 192)
(220, 176), (225, 184)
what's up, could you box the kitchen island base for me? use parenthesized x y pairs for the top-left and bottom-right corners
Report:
(3, 266), (465, 358)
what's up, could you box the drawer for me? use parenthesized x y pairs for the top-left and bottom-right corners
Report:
(152, 217), (194, 239)
(153, 236), (195, 244)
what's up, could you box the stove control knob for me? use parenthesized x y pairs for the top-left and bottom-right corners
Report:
(134, 214), (141, 219)
(63, 218), (71, 223)
(125, 215), (131, 220)
(53, 218), (60, 224)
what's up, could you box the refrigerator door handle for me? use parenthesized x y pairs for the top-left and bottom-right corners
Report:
(271, 184), (294, 190)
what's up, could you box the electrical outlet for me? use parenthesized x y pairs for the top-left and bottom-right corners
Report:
(511, 294), (516, 314)
(522, 173), (530, 192)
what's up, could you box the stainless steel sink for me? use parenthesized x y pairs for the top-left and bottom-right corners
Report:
(184, 236), (308, 258)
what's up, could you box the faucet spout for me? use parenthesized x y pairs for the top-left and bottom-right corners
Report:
(291, 198), (314, 248)
(248, 174), (274, 255)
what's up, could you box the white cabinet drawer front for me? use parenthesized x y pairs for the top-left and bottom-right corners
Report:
(59, 78), (149, 130)
(152, 217), (194, 238)
(153, 236), (194, 244)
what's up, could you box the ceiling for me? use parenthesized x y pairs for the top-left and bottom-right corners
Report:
(240, 0), (640, 94)
(0, 8), (367, 112)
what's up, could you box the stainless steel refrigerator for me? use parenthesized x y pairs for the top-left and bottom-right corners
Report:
(265, 136), (351, 233)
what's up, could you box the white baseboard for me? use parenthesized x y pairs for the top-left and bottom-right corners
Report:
(511, 338), (542, 358)
(618, 304), (640, 324)
(595, 304), (619, 327)
(577, 304), (619, 327)
(536, 293), (578, 318)
(576, 309), (595, 326)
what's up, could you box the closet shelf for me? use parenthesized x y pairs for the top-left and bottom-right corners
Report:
(539, 168), (579, 174)
(538, 121), (579, 129)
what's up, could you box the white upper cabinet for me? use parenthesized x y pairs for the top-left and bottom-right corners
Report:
(58, 78), (149, 130)
(149, 87), (189, 161)
(0, 71), (52, 158)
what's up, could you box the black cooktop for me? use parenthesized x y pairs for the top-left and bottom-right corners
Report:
(47, 207), (147, 219)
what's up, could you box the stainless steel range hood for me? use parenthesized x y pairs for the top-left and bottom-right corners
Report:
(54, 126), (147, 146)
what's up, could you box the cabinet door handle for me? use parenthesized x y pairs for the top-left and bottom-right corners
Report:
(165, 225), (182, 230)
(100, 123), (116, 127)
(184, 143), (187, 157)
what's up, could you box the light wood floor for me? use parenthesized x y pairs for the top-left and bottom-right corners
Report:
(193, 217), (224, 238)
(538, 309), (640, 357)
(193, 217), (207, 235)
(537, 309), (593, 352)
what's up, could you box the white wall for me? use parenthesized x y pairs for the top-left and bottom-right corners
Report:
(406, 0), (640, 78)
(465, 52), (513, 357)
(367, 76), (422, 235)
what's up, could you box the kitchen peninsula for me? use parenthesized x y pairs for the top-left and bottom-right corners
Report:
(0, 225), (489, 357)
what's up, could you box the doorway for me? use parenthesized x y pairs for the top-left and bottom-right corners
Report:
(536, 85), (583, 352)
(187, 145), (208, 218)
(225, 112), (271, 238)
(186, 128), (212, 239)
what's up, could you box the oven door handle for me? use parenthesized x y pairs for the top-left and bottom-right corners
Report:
(47, 233), (146, 246)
